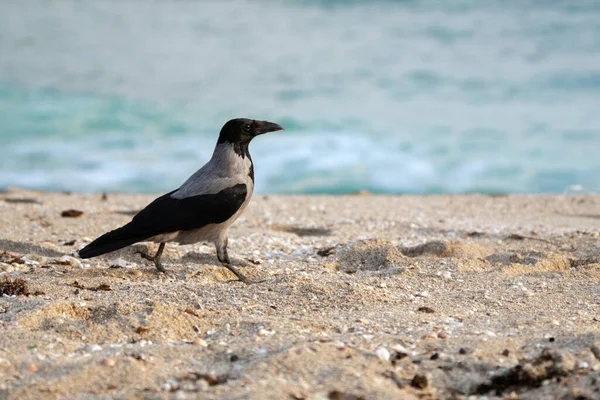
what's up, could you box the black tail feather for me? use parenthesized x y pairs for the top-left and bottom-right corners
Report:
(78, 225), (148, 259)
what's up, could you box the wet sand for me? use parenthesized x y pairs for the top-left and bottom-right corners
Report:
(0, 189), (599, 399)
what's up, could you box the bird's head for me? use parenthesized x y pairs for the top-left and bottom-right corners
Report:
(217, 118), (284, 145)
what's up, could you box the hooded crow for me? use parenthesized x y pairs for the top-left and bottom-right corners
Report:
(78, 118), (283, 283)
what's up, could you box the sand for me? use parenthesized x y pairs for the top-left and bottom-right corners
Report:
(0, 188), (599, 399)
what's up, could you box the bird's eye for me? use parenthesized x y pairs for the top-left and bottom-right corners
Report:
(243, 124), (251, 132)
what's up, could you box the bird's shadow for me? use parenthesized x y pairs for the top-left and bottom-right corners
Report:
(180, 251), (251, 268)
(180, 251), (221, 266)
(0, 238), (65, 258)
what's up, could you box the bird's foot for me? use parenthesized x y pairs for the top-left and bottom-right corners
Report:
(135, 251), (167, 273)
(221, 263), (262, 285)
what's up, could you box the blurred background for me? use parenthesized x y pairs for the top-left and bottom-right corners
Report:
(1, 0), (599, 195)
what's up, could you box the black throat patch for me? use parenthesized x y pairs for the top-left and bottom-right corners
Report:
(230, 142), (254, 182)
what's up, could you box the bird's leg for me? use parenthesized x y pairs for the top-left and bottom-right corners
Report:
(136, 242), (166, 273)
(216, 238), (253, 284)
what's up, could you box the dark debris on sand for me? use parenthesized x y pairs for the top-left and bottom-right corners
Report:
(0, 277), (30, 296)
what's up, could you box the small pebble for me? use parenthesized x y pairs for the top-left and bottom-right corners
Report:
(411, 374), (428, 389)
(103, 358), (116, 367)
(258, 329), (275, 336)
(58, 255), (81, 266)
(25, 363), (38, 373)
(109, 258), (129, 268)
(376, 346), (390, 361)
(160, 379), (179, 392)
(392, 344), (408, 353)
(483, 330), (496, 337)
(193, 338), (208, 347)
(196, 379), (210, 391)
(430, 353), (439, 360)
(502, 349), (510, 357)
(576, 361), (589, 369)
(437, 332), (448, 339)
(437, 270), (452, 280)
(86, 344), (102, 352)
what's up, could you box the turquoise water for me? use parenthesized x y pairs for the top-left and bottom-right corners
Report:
(1, 0), (599, 194)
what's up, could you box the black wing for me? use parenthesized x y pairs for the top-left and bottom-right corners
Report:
(79, 184), (247, 258)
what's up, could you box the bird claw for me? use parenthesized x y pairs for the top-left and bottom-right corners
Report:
(135, 250), (166, 273)
(221, 263), (262, 285)
(135, 250), (154, 261)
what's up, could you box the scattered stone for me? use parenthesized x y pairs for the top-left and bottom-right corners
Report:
(502, 349), (510, 357)
(192, 338), (208, 347)
(375, 346), (390, 361)
(25, 363), (38, 373)
(86, 344), (102, 352)
(54, 255), (80, 266)
(61, 209), (84, 218)
(410, 374), (428, 389)
(109, 258), (129, 268)
(160, 379), (179, 392)
(392, 344), (409, 353)
(190, 373), (228, 386)
(184, 308), (201, 318)
(459, 348), (472, 355)
(437, 270), (452, 279)
(430, 353), (439, 360)
(135, 327), (151, 334)
(391, 350), (408, 365)
(103, 358), (116, 367)
(317, 246), (337, 257)
(91, 284), (112, 292)
(417, 306), (435, 314)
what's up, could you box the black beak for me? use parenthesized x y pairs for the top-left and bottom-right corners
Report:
(253, 120), (284, 136)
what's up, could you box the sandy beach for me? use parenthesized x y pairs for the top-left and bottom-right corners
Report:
(0, 188), (599, 399)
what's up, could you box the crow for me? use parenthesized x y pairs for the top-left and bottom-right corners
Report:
(79, 118), (283, 283)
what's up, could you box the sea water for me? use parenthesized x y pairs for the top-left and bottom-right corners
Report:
(1, 0), (599, 194)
